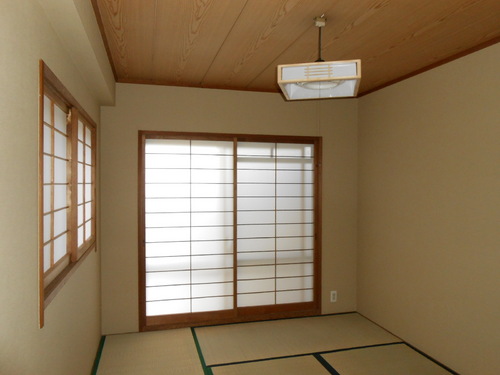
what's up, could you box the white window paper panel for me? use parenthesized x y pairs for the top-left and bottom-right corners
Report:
(277, 250), (314, 264)
(277, 197), (314, 210)
(43, 215), (51, 242)
(77, 164), (84, 183)
(53, 234), (67, 262)
(276, 159), (314, 170)
(43, 186), (51, 213)
(238, 292), (275, 307)
(276, 183), (313, 197)
(146, 270), (190, 287)
(85, 145), (92, 162)
(146, 284), (190, 302)
(191, 240), (233, 255)
(191, 184), (233, 198)
(146, 242), (191, 257)
(78, 120), (84, 141)
(43, 245), (51, 272)
(145, 154), (190, 169)
(85, 220), (92, 240)
(238, 279), (274, 294)
(276, 263), (313, 278)
(276, 143), (313, 158)
(237, 238), (275, 252)
(85, 184), (92, 202)
(146, 169), (190, 183)
(238, 265), (275, 280)
(78, 184), (84, 204)
(237, 224), (275, 239)
(77, 140), (84, 162)
(85, 126), (92, 146)
(146, 299), (190, 316)
(191, 140), (233, 155)
(85, 166), (92, 183)
(192, 169), (233, 184)
(53, 209), (67, 237)
(146, 213), (190, 228)
(54, 105), (67, 134)
(191, 197), (233, 212)
(191, 226), (232, 241)
(238, 210), (275, 225)
(146, 256), (190, 272)
(192, 296), (233, 312)
(237, 197), (275, 211)
(191, 155), (232, 169)
(237, 158), (275, 170)
(277, 289), (313, 304)
(276, 276), (313, 291)
(53, 185), (68, 210)
(85, 202), (91, 219)
(78, 205), (84, 225)
(192, 269), (233, 284)
(237, 251), (275, 266)
(277, 170), (314, 184)
(146, 183), (191, 198)
(43, 156), (52, 183)
(146, 227), (190, 243)
(78, 226), (84, 246)
(192, 282), (233, 298)
(43, 125), (52, 153)
(238, 142), (275, 157)
(191, 212), (233, 227)
(276, 223), (314, 237)
(145, 198), (190, 213)
(237, 183), (275, 197)
(277, 236), (314, 251)
(191, 254), (233, 269)
(43, 95), (51, 123)
(276, 210), (313, 224)
(238, 169), (275, 183)
(145, 139), (190, 154)
(54, 132), (68, 158)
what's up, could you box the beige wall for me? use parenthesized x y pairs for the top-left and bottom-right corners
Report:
(100, 84), (358, 334)
(358, 43), (500, 375)
(0, 0), (111, 374)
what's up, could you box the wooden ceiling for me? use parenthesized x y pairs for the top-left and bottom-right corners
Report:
(92, 0), (500, 96)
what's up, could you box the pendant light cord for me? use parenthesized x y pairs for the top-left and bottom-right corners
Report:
(314, 15), (326, 62)
(317, 26), (324, 62)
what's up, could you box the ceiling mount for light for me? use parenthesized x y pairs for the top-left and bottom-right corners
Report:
(278, 15), (361, 101)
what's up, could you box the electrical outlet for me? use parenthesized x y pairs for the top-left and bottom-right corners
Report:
(330, 291), (337, 303)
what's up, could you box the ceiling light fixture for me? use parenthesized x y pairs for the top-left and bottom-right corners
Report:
(278, 16), (361, 101)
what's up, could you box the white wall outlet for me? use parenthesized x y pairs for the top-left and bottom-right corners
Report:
(330, 291), (337, 303)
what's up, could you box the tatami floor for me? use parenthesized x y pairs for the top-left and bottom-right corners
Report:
(93, 313), (455, 375)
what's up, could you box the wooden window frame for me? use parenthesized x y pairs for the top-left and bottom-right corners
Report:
(138, 131), (322, 331)
(38, 61), (97, 328)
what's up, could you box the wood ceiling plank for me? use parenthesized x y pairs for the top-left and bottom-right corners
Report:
(94, 0), (500, 95)
(201, 0), (340, 90)
(248, 0), (500, 93)
(246, 0), (380, 92)
(149, 0), (248, 86)
(96, 0), (157, 79)
(346, 0), (500, 92)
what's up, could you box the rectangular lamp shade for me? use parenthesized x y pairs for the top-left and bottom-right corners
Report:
(278, 59), (361, 101)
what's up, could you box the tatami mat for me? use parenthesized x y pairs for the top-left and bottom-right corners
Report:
(194, 313), (401, 366)
(322, 343), (453, 375)
(212, 356), (331, 375)
(96, 328), (204, 375)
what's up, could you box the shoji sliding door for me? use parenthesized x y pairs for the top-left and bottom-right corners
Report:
(139, 132), (321, 330)
(236, 142), (316, 311)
